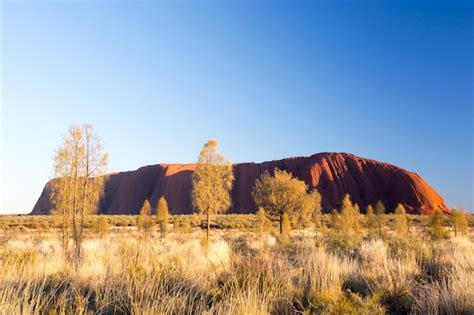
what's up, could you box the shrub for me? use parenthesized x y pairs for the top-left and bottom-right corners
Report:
(394, 204), (409, 235)
(428, 210), (448, 240)
(137, 200), (154, 235)
(91, 216), (110, 238)
(156, 197), (170, 237)
(256, 207), (272, 233)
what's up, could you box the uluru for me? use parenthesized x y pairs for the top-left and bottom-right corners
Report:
(31, 152), (448, 216)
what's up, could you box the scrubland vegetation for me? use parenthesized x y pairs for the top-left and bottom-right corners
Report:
(3, 131), (471, 314)
(0, 213), (473, 315)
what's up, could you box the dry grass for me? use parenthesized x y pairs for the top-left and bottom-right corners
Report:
(0, 215), (473, 314)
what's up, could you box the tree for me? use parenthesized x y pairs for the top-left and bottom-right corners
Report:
(181, 216), (191, 233)
(91, 216), (110, 238)
(50, 124), (108, 270)
(375, 200), (386, 238)
(256, 207), (272, 233)
(459, 209), (469, 235)
(191, 213), (201, 227)
(312, 191), (323, 230)
(137, 200), (153, 235)
(172, 216), (180, 230)
(339, 194), (362, 236)
(156, 197), (170, 238)
(366, 205), (376, 236)
(428, 209), (447, 240)
(192, 140), (234, 242)
(450, 209), (459, 236)
(252, 169), (316, 234)
(298, 190), (322, 228)
(449, 208), (468, 236)
(394, 204), (409, 235)
(330, 208), (341, 232)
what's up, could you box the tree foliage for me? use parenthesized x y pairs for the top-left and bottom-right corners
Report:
(50, 124), (108, 269)
(365, 205), (376, 236)
(137, 200), (154, 235)
(428, 209), (447, 240)
(296, 190), (321, 228)
(330, 209), (341, 232)
(338, 194), (362, 236)
(394, 204), (409, 235)
(449, 208), (468, 237)
(192, 139), (234, 241)
(156, 197), (170, 237)
(91, 216), (110, 238)
(375, 200), (386, 238)
(252, 169), (318, 233)
(281, 212), (291, 235)
(181, 216), (191, 233)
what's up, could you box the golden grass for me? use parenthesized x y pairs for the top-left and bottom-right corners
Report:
(0, 215), (472, 314)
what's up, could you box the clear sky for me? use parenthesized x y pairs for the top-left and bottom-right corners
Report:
(1, 0), (472, 214)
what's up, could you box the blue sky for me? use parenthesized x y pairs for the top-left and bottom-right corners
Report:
(1, 0), (472, 214)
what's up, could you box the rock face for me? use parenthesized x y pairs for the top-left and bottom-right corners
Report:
(31, 152), (448, 215)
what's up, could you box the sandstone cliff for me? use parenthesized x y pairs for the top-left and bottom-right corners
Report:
(31, 152), (448, 215)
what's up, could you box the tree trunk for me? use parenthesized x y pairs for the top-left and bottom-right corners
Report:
(72, 161), (79, 271)
(279, 214), (283, 234)
(206, 211), (210, 240)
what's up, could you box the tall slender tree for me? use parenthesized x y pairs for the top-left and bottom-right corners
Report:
(339, 194), (362, 236)
(365, 205), (376, 236)
(449, 208), (468, 237)
(51, 124), (108, 270)
(137, 200), (153, 235)
(428, 209), (447, 240)
(394, 203), (409, 235)
(156, 197), (170, 238)
(192, 140), (234, 242)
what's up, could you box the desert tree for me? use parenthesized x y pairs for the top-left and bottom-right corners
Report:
(191, 213), (201, 227)
(181, 216), (191, 233)
(330, 208), (341, 232)
(449, 208), (468, 237)
(172, 216), (180, 230)
(311, 191), (323, 229)
(458, 209), (469, 235)
(192, 139), (234, 241)
(450, 209), (459, 236)
(252, 169), (317, 234)
(339, 194), (362, 236)
(137, 200), (154, 235)
(375, 200), (386, 238)
(428, 209), (447, 240)
(156, 197), (170, 238)
(92, 215), (110, 238)
(366, 205), (376, 236)
(394, 203), (409, 235)
(50, 124), (108, 269)
(297, 190), (321, 228)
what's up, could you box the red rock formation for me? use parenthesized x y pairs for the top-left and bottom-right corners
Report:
(30, 152), (448, 215)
